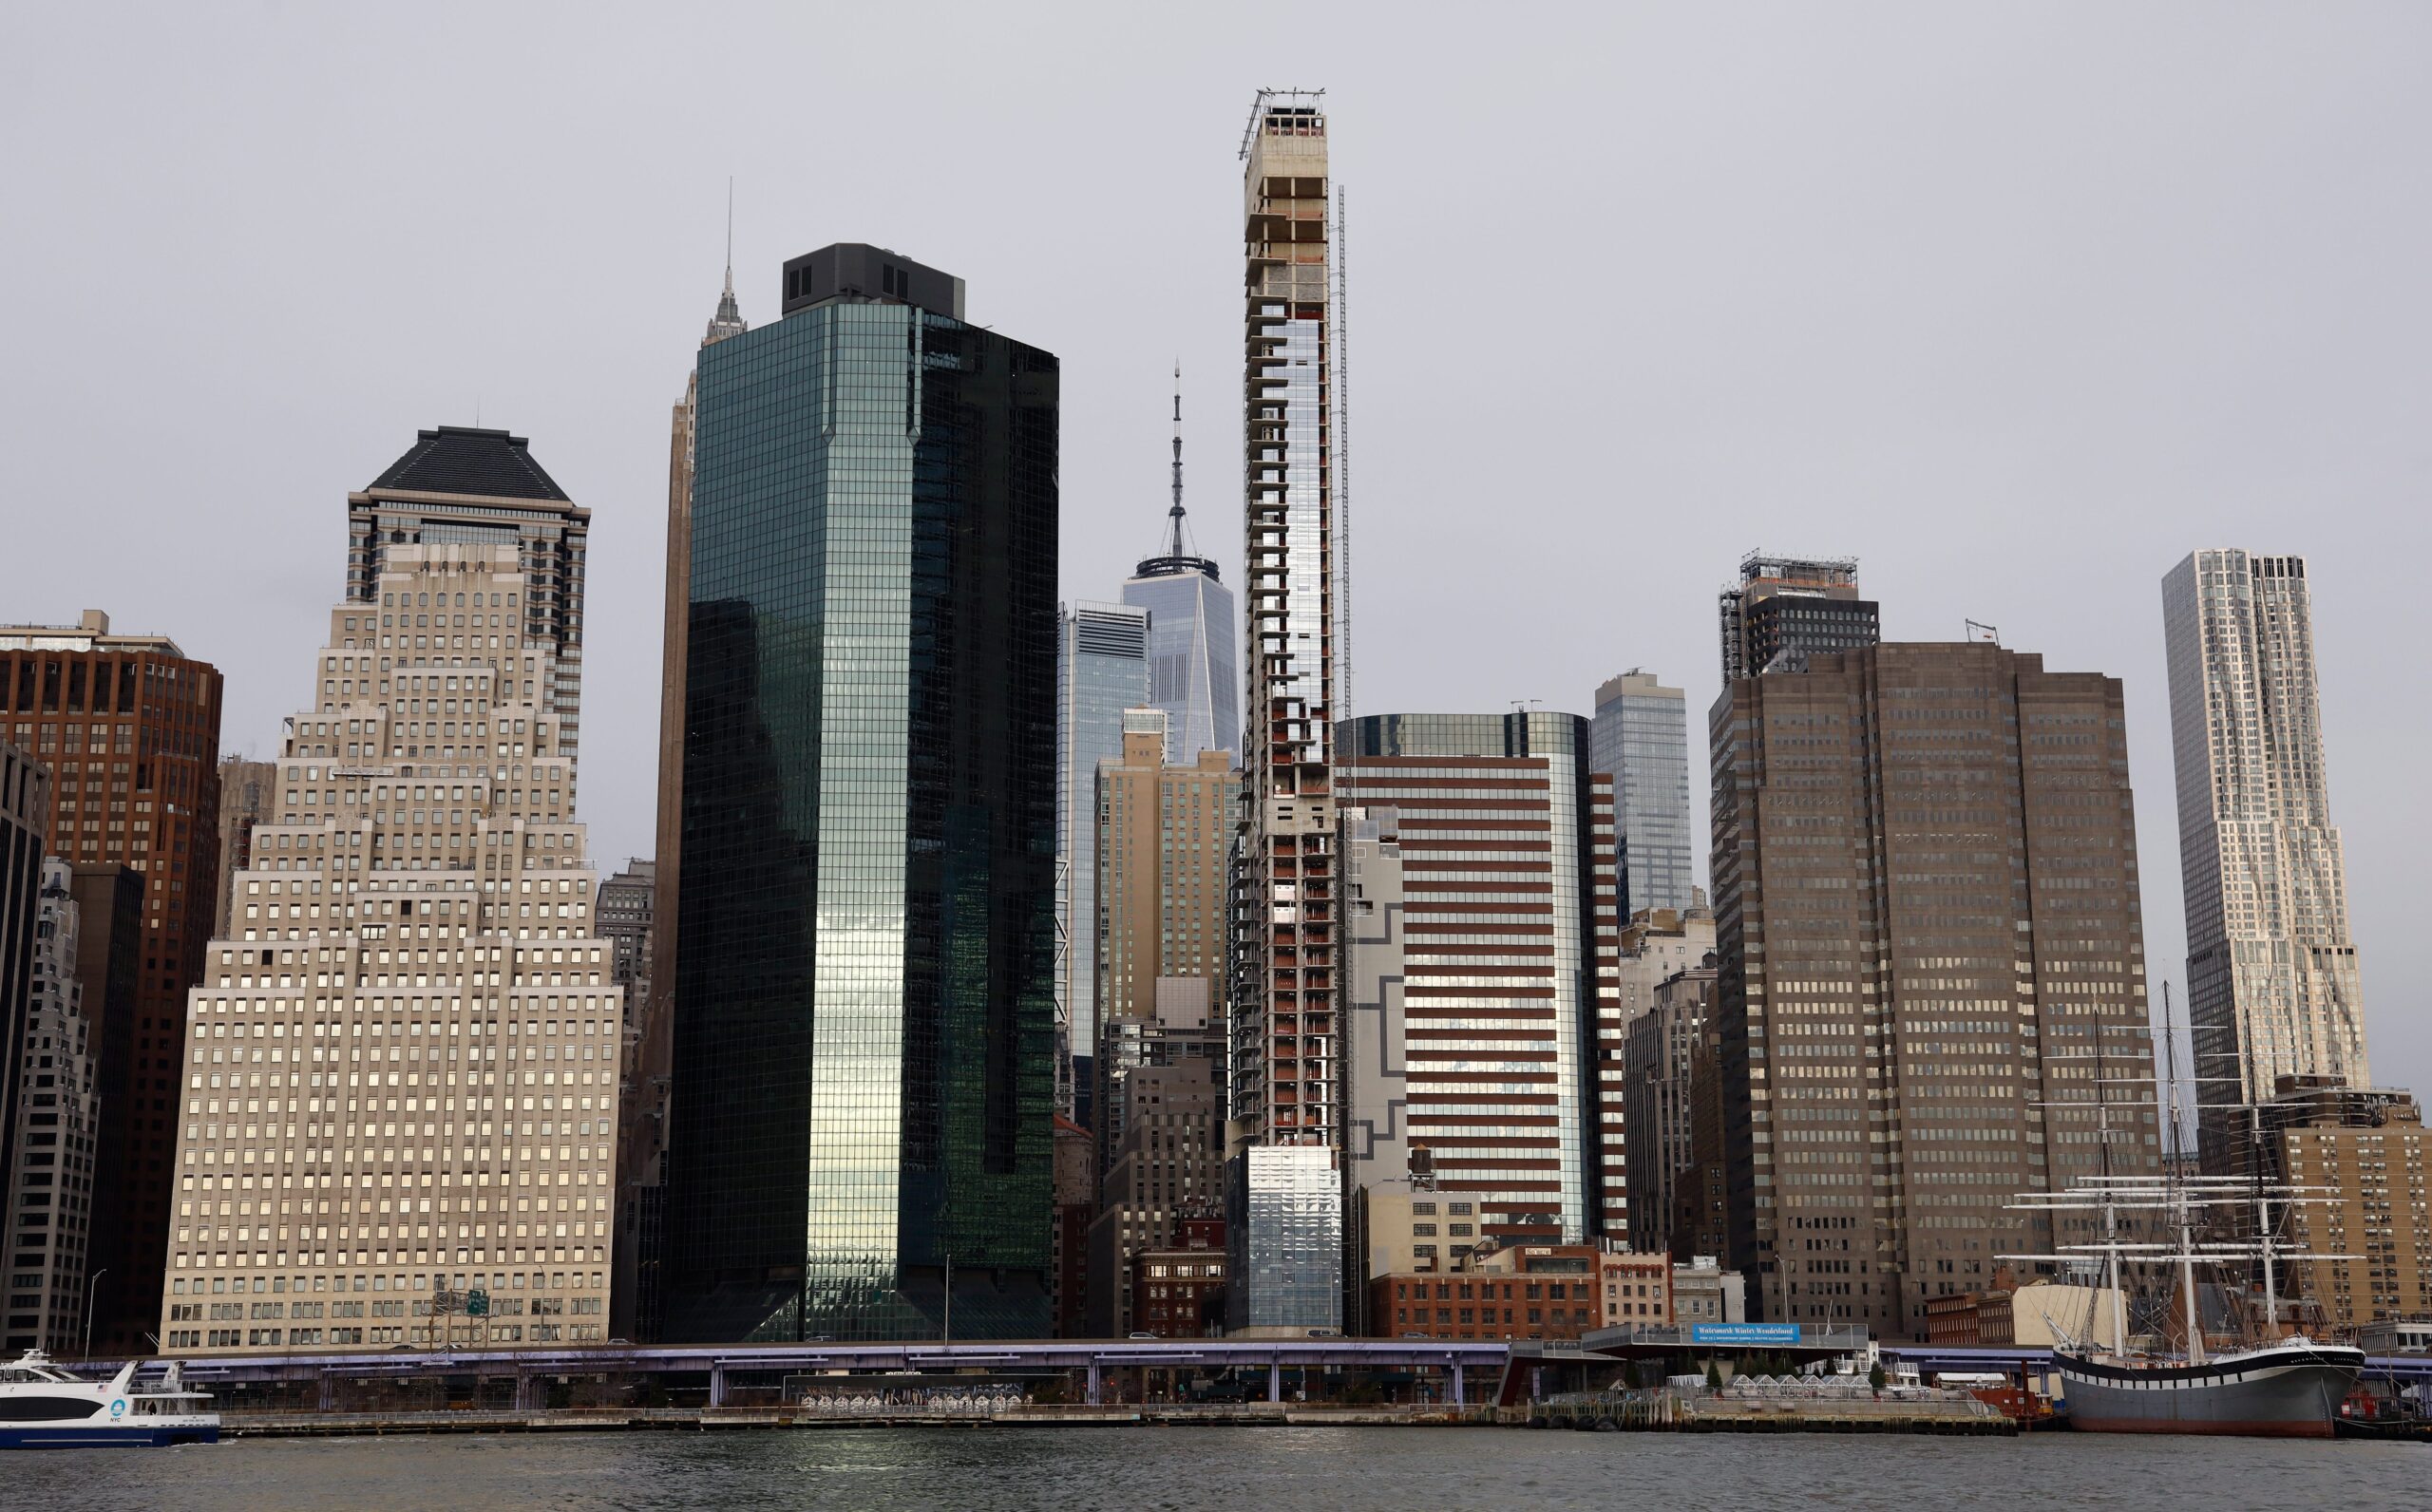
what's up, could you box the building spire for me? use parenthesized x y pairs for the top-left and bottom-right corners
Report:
(1131, 363), (1216, 580)
(703, 178), (748, 348)
(1168, 363), (1187, 558)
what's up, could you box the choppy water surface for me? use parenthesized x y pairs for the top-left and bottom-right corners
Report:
(9, 1427), (2422, 1510)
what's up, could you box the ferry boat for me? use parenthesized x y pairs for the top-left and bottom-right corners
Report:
(0, 1351), (219, 1448)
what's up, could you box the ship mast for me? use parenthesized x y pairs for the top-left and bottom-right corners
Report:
(2163, 983), (2204, 1366)
(2097, 990), (2125, 1351)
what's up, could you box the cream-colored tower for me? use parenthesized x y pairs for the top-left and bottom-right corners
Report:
(158, 437), (618, 1355)
(2163, 550), (2367, 1169)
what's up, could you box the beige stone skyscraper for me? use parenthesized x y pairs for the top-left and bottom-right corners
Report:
(213, 756), (278, 937)
(1080, 709), (1233, 1334)
(157, 426), (618, 1354)
(1092, 709), (1235, 1165)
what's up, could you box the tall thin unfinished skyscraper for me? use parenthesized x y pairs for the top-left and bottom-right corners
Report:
(1230, 92), (1338, 1151)
(1226, 91), (1342, 1333)
(2162, 551), (2367, 1167)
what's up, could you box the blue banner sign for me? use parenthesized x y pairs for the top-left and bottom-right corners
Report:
(1689, 1323), (1802, 1346)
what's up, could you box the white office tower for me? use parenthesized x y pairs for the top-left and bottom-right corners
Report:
(2162, 551), (2368, 1168)
(158, 429), (618, 1354)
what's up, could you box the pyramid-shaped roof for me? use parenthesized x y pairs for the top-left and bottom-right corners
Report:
(367, 425), (570, 502)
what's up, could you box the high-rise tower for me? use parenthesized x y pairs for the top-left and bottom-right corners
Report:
(1591, 671), (1693, 916)
(1122, 372), (1239, 767)
(1226, 91), (1343, 1335)
(1336, 713), (1619, 1249)
(1083, 708), (1234, 1335)
(0, 742), (52, 1260)
(618, 258), (751, 1343)
(2162, 551), (2367, 1168)
(0, 612), (224, 1351)
(1056, 601), (1150, 1100)
(1708, 643), (2160, 1332)
(1232, 92), (1338, 1152)
(156, 426), (621, 1356)
(1717, 552), (1879, 681)
(1092, 708), (1236, 1171)
(3, 860), (99, 1353)
(666, 244), (1057, 1342)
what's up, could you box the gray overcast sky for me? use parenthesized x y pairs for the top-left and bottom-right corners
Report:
(5, 4), (2426, 1087)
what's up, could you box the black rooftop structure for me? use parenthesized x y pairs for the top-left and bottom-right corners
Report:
(368, 425), (571, 502)
(780, 243), (966, 323)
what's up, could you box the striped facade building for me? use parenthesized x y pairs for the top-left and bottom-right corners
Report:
(1338, 713), (1619, 1251)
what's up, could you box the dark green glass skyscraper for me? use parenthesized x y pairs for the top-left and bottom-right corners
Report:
(666, 245), (1058, 1342)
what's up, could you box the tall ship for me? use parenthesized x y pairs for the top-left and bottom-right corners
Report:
(0, 1351), (218, 1448)
(2010, 1125), (2361, 1435)
(2004, 991), (2363, 1438)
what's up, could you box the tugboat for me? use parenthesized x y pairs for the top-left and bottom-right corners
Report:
(0, 1351), (219, 1448)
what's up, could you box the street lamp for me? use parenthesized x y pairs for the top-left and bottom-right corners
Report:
(83, 1269), (109, 1360)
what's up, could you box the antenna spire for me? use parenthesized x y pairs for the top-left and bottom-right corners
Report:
(1131, 364), (1215, 580)
(1168, 362), (1187, 558)
(703, 178), (749, 348)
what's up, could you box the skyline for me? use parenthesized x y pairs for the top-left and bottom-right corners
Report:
(7, 4), (2430, 1104)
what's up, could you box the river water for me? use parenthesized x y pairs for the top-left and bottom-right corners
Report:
(9, 1427), (2422, 1510)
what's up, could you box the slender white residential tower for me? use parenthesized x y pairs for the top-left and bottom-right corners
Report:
(2162, 550), (2367, 1168)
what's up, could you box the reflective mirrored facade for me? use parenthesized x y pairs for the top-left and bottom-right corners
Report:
(1056, 603), (1148, 1069)
(669, 264), (1057, 1342)
(1226, 1143), (1341, 1332)
(1121, 568), (1237, 767)
(1590, 671), (1694, 916)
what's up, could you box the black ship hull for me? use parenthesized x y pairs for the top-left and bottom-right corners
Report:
(2057, 1342), (2362, 1439)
